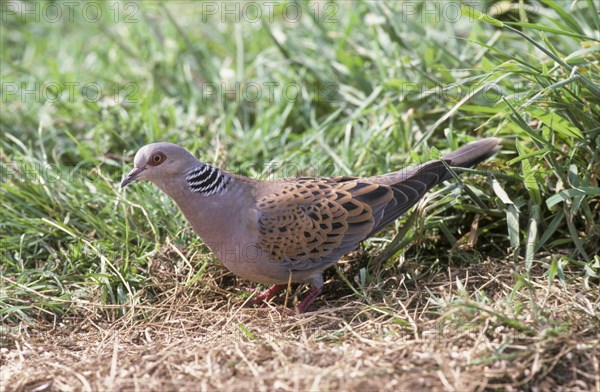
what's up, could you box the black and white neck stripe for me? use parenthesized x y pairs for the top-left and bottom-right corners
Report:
(185, 164), (230, 196)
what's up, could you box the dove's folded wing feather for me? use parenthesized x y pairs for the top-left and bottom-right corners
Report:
(255, 178), (394, 270)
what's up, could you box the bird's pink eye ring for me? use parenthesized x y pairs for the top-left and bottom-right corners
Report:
(149, 152), (166, 166)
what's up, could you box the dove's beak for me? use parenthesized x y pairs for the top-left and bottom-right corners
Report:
(121, 167), (145, 188)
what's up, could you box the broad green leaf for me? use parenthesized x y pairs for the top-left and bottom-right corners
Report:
(505, 21), (592, 40)
(526, 108), (584, 140)
(503, 98), (555, 149)
(525, 204), (540, 272)
(535, 211), (565, 252)
(517, 142), (542, 205)
(540, 0), (584, 34)
(546, 187), (600, 208)
(507, 147), (550, 165)
(492, 178), (520, 250)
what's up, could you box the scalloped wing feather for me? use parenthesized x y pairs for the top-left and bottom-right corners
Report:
(256, 178), (393, 269)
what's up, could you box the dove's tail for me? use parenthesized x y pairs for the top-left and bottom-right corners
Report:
(442, 137), (501, 170)
(366, 137), (500, 235)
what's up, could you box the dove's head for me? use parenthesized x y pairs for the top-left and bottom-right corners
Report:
(121, 142), (199, 188)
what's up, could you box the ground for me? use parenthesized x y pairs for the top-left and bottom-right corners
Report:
(2, 254), (598, 391)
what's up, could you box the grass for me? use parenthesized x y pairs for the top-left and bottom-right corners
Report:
(1, 1), (599, 390)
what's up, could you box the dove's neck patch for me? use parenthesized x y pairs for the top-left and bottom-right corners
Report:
(185, 163), (230, 196)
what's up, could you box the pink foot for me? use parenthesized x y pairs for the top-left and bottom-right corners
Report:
(251, 284), (285, 306)
(296, 285), (323, 314)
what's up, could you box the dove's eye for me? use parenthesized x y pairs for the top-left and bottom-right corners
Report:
(149, 152), (166, 166)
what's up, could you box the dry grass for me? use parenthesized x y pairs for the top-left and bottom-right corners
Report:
(2, 252), (598, 392)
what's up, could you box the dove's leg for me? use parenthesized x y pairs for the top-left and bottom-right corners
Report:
(296, 275), (324, 313)
(296, 285), (323, 313)
(253, 284), (285, 304)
